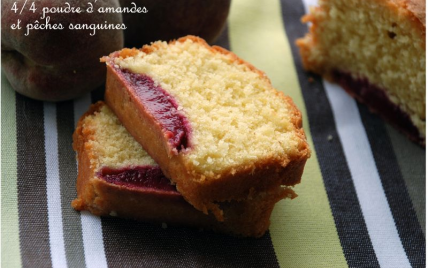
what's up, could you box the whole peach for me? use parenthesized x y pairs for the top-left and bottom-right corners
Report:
(1, 0), (124, 101)
(119, 0), (231, 47)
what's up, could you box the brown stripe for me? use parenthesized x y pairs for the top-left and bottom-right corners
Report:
(56, 101), (86, 268)
(102, 217), (280, 268)
(16, 94), (52, 268)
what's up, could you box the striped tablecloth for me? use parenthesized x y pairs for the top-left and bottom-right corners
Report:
(2, 0), (425, 267)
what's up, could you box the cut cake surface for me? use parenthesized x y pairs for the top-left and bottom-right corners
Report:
(102, 36), (310, 220)
(297, 0), (426, 145)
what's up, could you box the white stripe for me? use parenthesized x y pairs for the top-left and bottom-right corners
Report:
(80, 211), (109, 268)
(73, 94), (108, 268)
(324, 81), (411, 268)
(44, 102), (68, 268)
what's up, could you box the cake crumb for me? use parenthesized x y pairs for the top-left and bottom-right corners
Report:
(109, 211), (118, 217)
(161, 222), (168, 229)
(387, 31), (397, 39)
(327, 134), (333, 141)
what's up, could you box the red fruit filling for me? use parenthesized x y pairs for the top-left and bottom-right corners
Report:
(116, 67), (190, 151)
(332, 70), (422, 144)
(99, 166), (178, 193)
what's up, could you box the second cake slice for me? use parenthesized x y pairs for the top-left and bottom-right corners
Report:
(103, 36), (310, 220)
(72, 102), (292, 237)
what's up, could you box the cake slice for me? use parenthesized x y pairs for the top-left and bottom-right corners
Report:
(297, 0), (425, 145)
(102, 36), (310, 220)
(72, 102), (294, 237)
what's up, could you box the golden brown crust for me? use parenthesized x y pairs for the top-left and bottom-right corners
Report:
(104, 36), (310, 221)
(71, 102), (293, 237)
(402, 0), (425, 27)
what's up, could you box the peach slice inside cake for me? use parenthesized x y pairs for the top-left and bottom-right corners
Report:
(99, 165), (179, 194)
(331, 70), (423, 144)
(113, 68), (191, 151)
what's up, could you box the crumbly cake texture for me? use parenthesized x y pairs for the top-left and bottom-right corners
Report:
(103, 36), (310, 220)
(71, 102), (295, 237)
(297, 0), (426, 145)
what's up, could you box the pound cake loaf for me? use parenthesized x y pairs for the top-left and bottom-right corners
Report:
(102, 36), (310, 220)
(72, 102), (294, 237)
(297, 0), (426, 145)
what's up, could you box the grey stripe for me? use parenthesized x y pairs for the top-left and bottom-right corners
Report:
(16, 94), (52, 268)
(386, 125), (426, 235)
(213, 24), (230, 50)
(56, 101), (87, 268)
